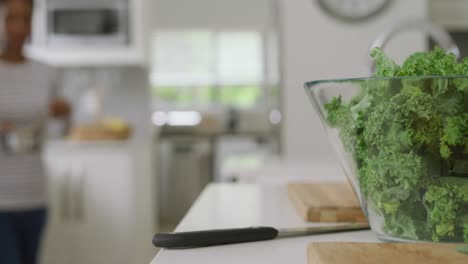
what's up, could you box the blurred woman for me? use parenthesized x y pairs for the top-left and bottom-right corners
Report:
(0, 0), (70, 263)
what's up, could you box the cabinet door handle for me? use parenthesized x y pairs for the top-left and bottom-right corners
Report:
(75, 169), (85, 222)
(60, 172), (70, 222)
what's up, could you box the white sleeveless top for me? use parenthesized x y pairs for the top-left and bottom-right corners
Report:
(0, 59), (58, 210)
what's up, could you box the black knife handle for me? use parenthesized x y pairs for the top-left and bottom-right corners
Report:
(152, 227), (279, 249)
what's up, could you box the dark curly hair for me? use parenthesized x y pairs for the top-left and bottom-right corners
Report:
(1, 0), (34, 8)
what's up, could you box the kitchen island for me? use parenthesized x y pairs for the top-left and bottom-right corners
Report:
(151, 183), (379, 264)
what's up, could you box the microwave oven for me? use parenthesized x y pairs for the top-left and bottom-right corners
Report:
(45, 0), (129, 47)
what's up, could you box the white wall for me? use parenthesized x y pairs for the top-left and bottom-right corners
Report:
(279, 0), (427, 163)
(149, 0), (273, 30)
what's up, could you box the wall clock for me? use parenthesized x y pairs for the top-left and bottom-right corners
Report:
(317, 0), (391, 22)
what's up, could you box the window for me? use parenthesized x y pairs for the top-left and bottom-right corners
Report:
(150, 31), (265, 109)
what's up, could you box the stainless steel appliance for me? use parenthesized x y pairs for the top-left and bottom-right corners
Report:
(45, 0), (129, 47)
(157, 136), (212, 226)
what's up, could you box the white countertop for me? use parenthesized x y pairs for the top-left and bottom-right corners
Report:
(45, 139), (131, 149)
(151, 183), (379, 264)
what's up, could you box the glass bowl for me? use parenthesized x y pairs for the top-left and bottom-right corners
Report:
(305, 76), (468, 243)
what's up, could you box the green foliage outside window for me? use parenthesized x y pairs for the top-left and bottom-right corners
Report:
(152, 85), (262, 109)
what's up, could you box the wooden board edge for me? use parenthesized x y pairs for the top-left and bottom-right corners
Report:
(287, 184), (368, 222)
(308, 242), (326, 264)
(287, 184), (309, 221)
(308, 242), (468, 264)
(315, 208), (368, 223)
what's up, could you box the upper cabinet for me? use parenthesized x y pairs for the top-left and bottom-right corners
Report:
(26, 0), (149, 67)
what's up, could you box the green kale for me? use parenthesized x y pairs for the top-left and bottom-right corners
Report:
(324, 96), (361, 154)
(458, 245), (468, 255)
(457, 213), (468, 244)
(399, 47), (459, 76)
(324, 47), (468, 243)
(425, 184), (461, 241)
(371, 48), (401, 77)
(440, 114), (468, 159)
(424, 181), (468, 241)
(383, 199), (430, 241)
(358, 150), (423, 217)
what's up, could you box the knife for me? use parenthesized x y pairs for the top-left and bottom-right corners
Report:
(153, 223), (370, 249)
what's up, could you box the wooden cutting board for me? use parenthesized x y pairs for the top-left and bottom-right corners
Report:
(287, 183), (367, 223)
(67, 125), (131, 141)
(308, 243), (468, 264)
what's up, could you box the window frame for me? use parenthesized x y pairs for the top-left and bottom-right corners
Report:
(150, 29), (271, 111)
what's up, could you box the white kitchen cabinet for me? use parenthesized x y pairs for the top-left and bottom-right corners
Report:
(40, 155), (79, 264)
(40, 142), (156, 264)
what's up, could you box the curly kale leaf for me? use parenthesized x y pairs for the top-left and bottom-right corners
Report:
(399, 47), (459, 76)
(399, 52), (428, 76)
(358, 150), (423, 216)
(324, 96), (362, 154)
(424, 185), (459, 241)
(362, 84), (443, 153)
(440, 114), (468, 159)
(371, 48), (401, 77)
(324, 96), (345, 127)
(372, 46), (459, 77)
(424, 182), (468, 241)
(383, 199), (430, 241)
(458, 214), (468, 243)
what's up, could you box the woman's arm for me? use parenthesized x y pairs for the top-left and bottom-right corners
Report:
(0, 121), (13, 133)
(49, 98), (71, 119)
(48, 68), (71, 119)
